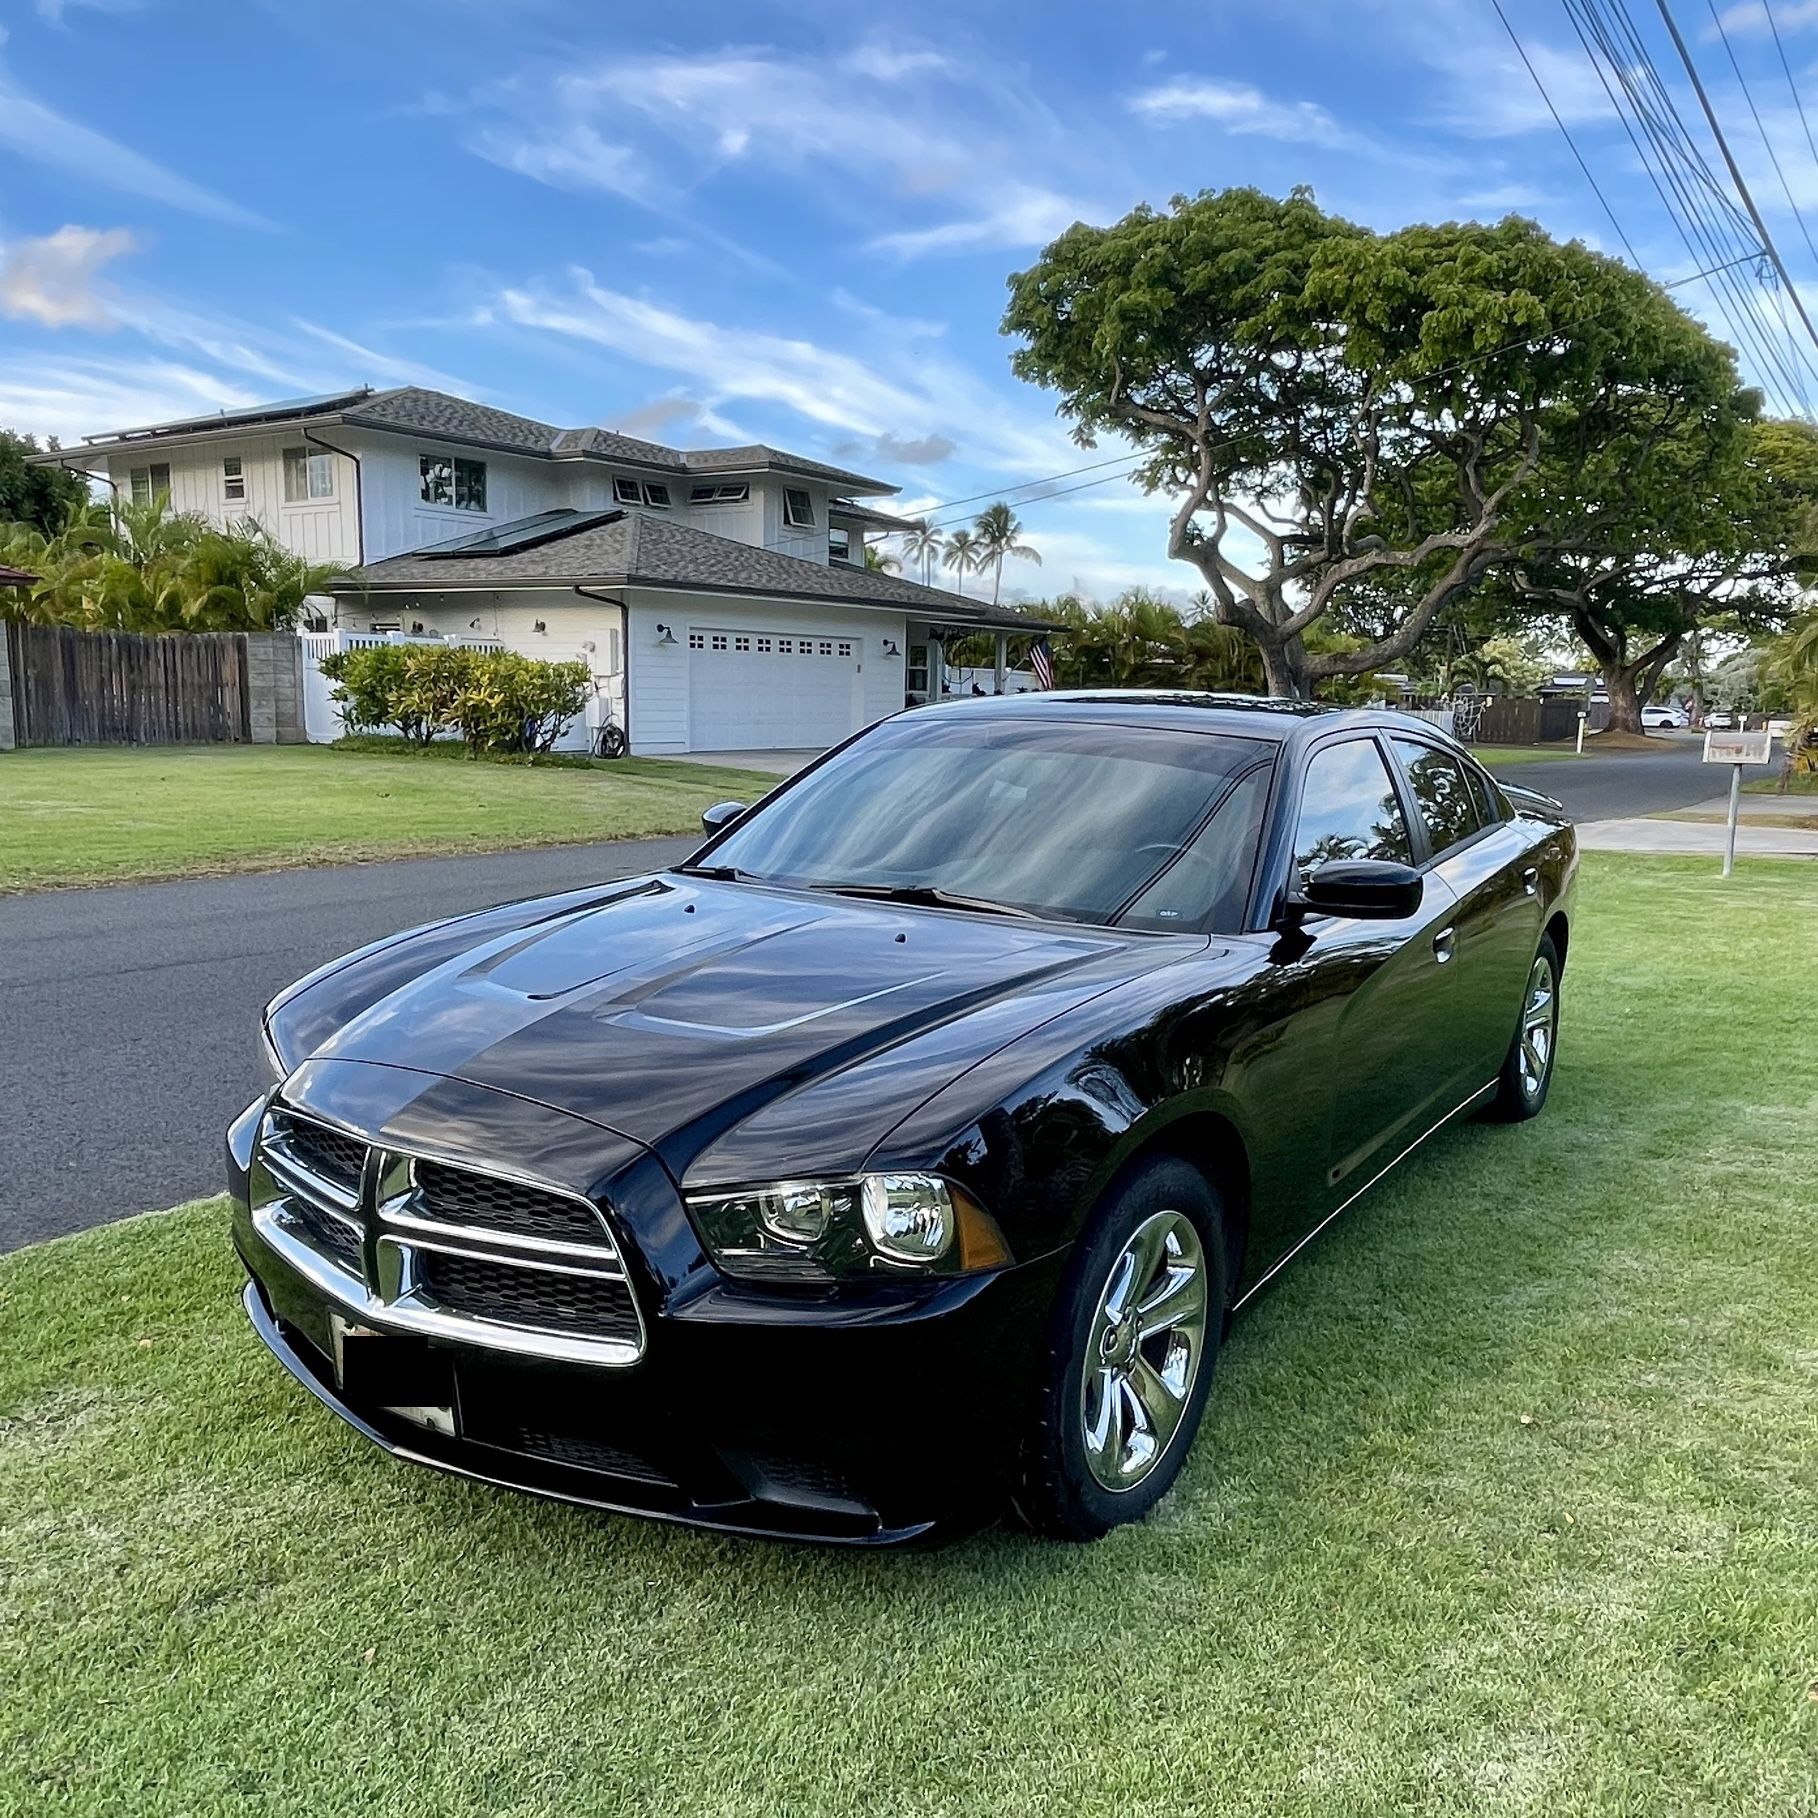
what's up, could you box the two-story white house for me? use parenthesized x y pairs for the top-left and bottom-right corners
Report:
(46, 386), (1053, 756)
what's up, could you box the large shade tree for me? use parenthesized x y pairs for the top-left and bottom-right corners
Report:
(0, 430), (89, 537)
(1508, 416), (1818, 730)
(1003, 188), (1743, 698)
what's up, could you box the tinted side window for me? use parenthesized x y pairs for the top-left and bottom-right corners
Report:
(1122, 764), (1272, 933)
(1391, 738), (1481, 858)
(1293, 739), (1412, 878)
(1466, 760), (1506, 826)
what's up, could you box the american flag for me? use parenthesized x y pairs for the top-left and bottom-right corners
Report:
(1030, 635), (1054, 691)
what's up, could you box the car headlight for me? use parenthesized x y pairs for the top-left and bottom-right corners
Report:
(687, 1172), (1011, 1283)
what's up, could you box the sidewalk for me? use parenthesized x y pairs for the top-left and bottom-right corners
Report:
(1577, 792), (1818, 858)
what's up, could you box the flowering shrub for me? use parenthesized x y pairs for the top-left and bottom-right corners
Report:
(320, 645), (590, 754)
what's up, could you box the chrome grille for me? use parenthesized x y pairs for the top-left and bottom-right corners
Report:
(249, 1107), (644, 1367)
(417, 1249), (640, 1342)
(412, 1158), (607, 1245)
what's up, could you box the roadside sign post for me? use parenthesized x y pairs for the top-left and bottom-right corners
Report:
(1702, 727), (1775, 877)
(1576, 711), (1587, 756)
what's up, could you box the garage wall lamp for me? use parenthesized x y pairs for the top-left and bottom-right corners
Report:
(882, 638), (901, 657)
(655, 623), (678, 646)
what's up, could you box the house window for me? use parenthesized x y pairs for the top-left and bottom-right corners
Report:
(419, 454), (486, 512)
(128, 463), (171, 507)
(614, 477), (642, 506)
(222, 456), (246, 503)
(783, 487), (816, 529)
(828, 527), (853, 563)
(642, 481), (671, 509)
(283, 446), (335, 503)
(688, 483), (749, 503)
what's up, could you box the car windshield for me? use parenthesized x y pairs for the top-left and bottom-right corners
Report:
(695, 714), (1275, 930)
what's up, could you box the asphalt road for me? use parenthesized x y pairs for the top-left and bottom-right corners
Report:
(0, 836), (694, 1253)
(1489, 732), (1719, 821)
(0, 734), (1723, 1253)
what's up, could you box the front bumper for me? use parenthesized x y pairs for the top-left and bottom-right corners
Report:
(229, 1085), (1061, 1544)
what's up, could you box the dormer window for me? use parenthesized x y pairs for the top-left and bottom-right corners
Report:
(783, 487), (816, 529)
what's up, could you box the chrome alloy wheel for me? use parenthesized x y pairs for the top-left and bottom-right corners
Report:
(1079, 1209), (1209, 1492)
(1518, 954), (1557, 1101)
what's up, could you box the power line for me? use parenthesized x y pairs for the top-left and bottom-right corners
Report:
(1491, 0), (1643, 262)
(1704, 0), (1818, 266)
(1764, 0), (1818, 180)
(1652, 0), (1818, 359)
(1559, 0), (1815, 412)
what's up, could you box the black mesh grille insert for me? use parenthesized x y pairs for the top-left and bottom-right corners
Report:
(296, 1200), (363, 1274)
(412, 1160), (607, 1244)
(417, 1250), (639, 1343)
(510, 1428), (673, 1485)
(278, 1116), (366, 1193)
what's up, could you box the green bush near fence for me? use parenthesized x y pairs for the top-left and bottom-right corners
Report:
(319, 645), (591, 755)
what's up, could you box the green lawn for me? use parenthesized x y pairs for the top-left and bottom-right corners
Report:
(4, 855), (1816, 1816)
(1746, 770), (1818, 794)
(0, 745), (780, 892)
(1470, 743), (1576, 765)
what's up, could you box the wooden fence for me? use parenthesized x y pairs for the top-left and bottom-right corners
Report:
(4, 623), (252, 747)
(1469, 695), (1608, 745)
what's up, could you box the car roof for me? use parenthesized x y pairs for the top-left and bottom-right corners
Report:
(909, 689), (1440, 749)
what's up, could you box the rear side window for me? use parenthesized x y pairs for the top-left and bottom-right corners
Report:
(1390, 738), (1482, 859)
(1292, 739), (1412, 878)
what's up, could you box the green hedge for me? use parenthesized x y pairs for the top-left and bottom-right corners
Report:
(318, 644), (590, 755)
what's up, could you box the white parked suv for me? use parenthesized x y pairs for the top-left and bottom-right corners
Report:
(1641, 704), (1690, 729)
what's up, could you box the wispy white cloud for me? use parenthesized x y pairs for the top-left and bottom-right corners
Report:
(868, 183), (1089, 258)
(1711, 0), (1818, 34)
(0, 356), (265, 446)
(0, 65), (270, 227)
(0, 224), (136, 327)
(462, 38), (1118, 262)
(1128, 77), (1362, 151)
(493, 266), (1084, 476)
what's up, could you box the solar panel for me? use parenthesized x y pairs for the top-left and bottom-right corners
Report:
(91, 388), (376, 443)
(414, 508), (622, 559)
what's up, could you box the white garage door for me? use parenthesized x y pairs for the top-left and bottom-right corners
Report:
(686, 627), (863, 750)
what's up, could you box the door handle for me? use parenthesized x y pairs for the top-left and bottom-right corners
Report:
(1432, 925), (1456, 963)
(1521, 866), (1540, 897)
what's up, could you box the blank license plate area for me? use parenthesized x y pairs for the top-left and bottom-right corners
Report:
(333, 1318), (453, 1412)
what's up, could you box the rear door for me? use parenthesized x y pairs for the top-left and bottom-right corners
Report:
(1387, 736), (1542, 1088)
(1286, 734), (1467, 1203)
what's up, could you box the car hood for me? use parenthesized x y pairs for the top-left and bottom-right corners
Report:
(302, 874), (1172, 1166)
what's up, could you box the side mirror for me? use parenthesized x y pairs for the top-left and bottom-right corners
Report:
(700, 800), (750, 836)
(1288, 859), (1424, 922)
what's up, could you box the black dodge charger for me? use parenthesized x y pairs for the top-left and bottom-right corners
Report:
(228, 692), (1576, 1543)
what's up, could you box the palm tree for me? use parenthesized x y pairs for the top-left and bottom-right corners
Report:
(973, 501), (1041, 604)
(943, 528), (982, 597)
(863, 542), (901, 575)
(900, 518), (943, 587)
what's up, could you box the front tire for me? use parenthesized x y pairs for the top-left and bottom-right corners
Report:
(1488, 936), (1561, 1122)
(1016, 1157), (1228, 1541)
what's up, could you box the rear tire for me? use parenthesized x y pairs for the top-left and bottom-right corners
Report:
(1016, 1157), (1227, 1541)
(1488, 936), (1561, 1122)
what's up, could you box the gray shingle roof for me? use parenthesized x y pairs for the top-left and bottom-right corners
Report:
(339, 508), (1058, 630)
(56, 386), (897, 494)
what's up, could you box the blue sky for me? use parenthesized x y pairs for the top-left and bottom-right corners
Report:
(3, 0), (1818, 600)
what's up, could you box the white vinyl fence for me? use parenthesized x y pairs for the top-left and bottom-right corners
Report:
(298, 629), (503, 744)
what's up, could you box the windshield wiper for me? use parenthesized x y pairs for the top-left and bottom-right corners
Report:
(804, 881), (1038, 919)
(672, 863), (755, 882)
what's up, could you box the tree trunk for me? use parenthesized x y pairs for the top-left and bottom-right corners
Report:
(1600, 660), (1645, 734)
(1256, 632), (1310, 700)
